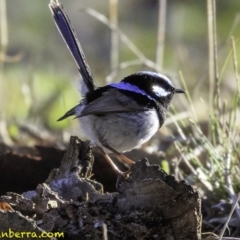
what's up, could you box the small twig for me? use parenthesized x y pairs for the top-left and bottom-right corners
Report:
(83, 8), (158, 70)
(225, 149), (235, 198)
(222, 237), (240, 240)
(109, 0), (119, 77)
(179, 71), (198, 122)
(0, 0), (8, 86)
(224, 149), (240, 222)
(207, 0), (214, 109)
(169, 112), (187, 141)
(102, 223), (108, 240)
(212, 0), (219, 103)
(156, 0), (167, 71)
(106, 59), (143, 82)
(174, 142), (197, 176)
(219, 193), (240, 240)
(231, 35), (240, 102)
(0, 0), (8, 54)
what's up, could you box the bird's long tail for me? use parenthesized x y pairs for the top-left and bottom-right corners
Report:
(49, 0), (96, 92)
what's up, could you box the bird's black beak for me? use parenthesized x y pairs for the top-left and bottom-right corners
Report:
(174, 88), (186, 94)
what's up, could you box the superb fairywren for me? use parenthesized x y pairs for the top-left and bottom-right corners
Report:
(49, 0), (185, 177)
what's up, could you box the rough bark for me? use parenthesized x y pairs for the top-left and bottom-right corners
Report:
(0, 136), (201, 240)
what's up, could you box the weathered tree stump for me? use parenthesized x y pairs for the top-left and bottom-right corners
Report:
(0, 136), (201, 240)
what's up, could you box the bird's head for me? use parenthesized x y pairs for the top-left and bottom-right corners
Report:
(122, 71), (185, 108)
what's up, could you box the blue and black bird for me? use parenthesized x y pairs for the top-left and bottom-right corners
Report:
(49, 0), (185, 177)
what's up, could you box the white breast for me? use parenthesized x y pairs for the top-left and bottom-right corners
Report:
(77, 108), (159, 153)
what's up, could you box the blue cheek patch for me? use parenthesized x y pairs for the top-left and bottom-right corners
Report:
(109, 82), (154, 100)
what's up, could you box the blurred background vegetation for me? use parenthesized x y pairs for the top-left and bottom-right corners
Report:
(1, 0), (240, 145)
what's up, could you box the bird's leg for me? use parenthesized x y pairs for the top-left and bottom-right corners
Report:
(98, 147), (130, 178)
(102, 144), (135, 166)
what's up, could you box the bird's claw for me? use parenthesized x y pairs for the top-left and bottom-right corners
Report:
(116, 169), (132, 191)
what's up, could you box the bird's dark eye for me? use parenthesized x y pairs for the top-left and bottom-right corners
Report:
(152, 85), (171, 98)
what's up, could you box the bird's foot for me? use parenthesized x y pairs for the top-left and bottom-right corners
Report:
(116, 169), (132, 191)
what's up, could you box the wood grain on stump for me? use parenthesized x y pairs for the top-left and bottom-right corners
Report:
(0, 136), (201, 240)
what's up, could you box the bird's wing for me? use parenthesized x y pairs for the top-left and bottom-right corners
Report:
(49, 0), (96, 92)
(78, 88), (143, 117)
(57, 106), (77, 121)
